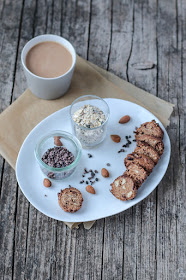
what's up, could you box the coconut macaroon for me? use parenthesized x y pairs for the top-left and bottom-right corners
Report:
(111, 175), (137, 201)
(58, 187), (83, 213)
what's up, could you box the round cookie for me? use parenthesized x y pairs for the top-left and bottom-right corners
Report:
(111, 175), (137, 201)
(134, 141), (160, 164)
(124, 163), (148, 188)
(58, 187), (83, 213)
(135, 134), (164, 156)
(135, 120), (164, 139)
(124, 152), (155, 173)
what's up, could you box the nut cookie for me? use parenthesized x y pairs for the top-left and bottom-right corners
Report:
(135, 134), (164, 156)
(134, 141), (160, 164)
(124, 153), (155, 173)
(135, 120), (164, 139)
(124, 163), (148, 188)
(111, 175), (137, 201)
(58, 187), (83, 213)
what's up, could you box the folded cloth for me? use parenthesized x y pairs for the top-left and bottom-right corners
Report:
(0, 56), (174, 229)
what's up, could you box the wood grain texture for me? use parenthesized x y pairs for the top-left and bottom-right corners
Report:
(0, 1), (24, 280)
(0, 0), (185, 280)
(156, 1), (186, 280)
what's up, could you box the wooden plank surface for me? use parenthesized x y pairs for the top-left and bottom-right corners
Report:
(0, 0), (185, 280)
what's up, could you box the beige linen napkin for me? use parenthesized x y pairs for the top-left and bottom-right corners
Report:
(0, 56), (174, 229)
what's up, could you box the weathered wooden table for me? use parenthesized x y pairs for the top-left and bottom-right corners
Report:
(0, 1), (185, 279)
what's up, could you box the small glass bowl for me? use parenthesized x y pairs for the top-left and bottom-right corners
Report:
(35, 130), (82, 180)
(70, 95), (110, 148)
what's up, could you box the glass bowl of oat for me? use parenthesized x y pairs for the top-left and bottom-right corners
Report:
(35, 130), (82, 180)
(70, 95), (110, 148)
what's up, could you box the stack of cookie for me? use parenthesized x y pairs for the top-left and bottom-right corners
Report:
(111, 120), (164, 201)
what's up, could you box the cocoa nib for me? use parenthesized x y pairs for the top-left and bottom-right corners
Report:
(42, 146), (74, 168)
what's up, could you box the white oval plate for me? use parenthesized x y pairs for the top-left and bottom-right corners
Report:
(16, 98), (171, 222)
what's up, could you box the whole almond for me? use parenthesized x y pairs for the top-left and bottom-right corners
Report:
(110, 135), (121, 143)
(43, 178), (52, 188)
(86, 185), (96, 194)
(54, 136), (63, 146)
(119, 115), (130, 124)
(101, 168), (109, 178)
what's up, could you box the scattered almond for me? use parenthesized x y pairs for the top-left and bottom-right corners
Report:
(110, 135), (121, 143)
(119, 115), (130, 124)
(86, 185), (96, 194)
(54, 136), (63, 146)
(43, 178), (52, 188)
(101, 168), (109, 178)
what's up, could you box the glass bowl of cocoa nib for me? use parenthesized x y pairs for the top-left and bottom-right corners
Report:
(35, 130), (82, 180)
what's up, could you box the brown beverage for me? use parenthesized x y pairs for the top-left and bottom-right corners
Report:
(26, 41), (73, 78)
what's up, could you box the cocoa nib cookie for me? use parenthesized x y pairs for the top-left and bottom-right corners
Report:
(124, 163), (148, 188)
(134, 141), (160, 164)
(58, 187), (83, 213)
(111, 175), (137, 201)
(135, 120), (164, 139)
(124, 153), (155, 173)
(135, 134), (164, 156)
